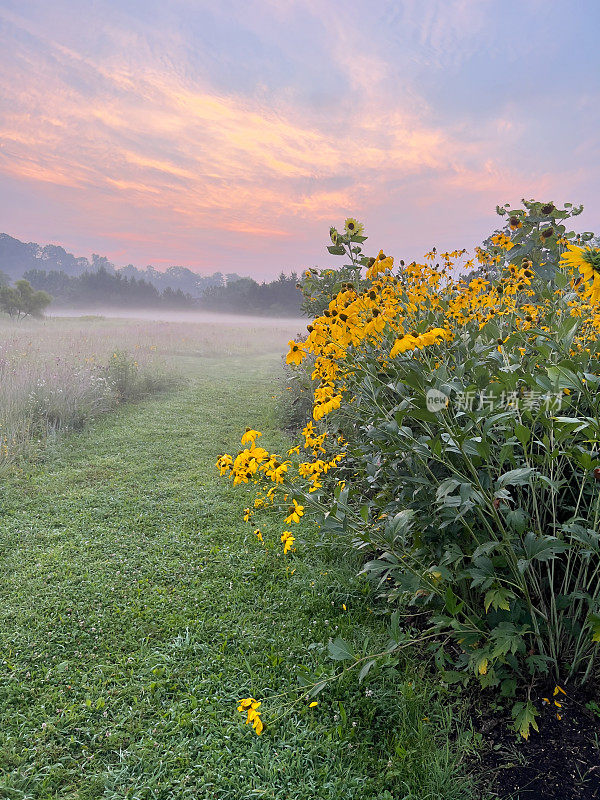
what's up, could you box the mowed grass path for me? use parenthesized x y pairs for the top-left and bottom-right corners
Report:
(0, 353), (475, 800)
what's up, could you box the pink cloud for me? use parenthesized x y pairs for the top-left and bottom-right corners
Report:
(0, 1), (597, 277)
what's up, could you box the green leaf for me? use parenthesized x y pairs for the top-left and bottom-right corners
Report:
(554, 270), (568, 289)
(506, 508), (527, 534)
(358, 659), (377, 683)
(328, 638), (355, 661)
(512, 701), (539, 740)
(588, 613), (600, 642)
(389, 609), (401, 641)
(490, 623), (526, 657)
(546, 365), (582, 390)
(472, 541), (499, 559)
(442, 670), (469, 686)
(497, 467), (536, 487)
(514, 424), (531, 447)
(308, 680), (328, 698)
(327, 245), (346, 255)
(444, 585), (464, 616)
(523, 531), (569, 562)
(484, 587), (515, 613)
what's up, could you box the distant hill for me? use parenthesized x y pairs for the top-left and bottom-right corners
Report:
(0, 233), (236, 298)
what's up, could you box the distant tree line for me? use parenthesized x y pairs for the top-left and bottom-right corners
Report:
(0, 233), (303, 315)
(18, 268), (303, 315)
(23, 268), (196, 309)
(0, 233), (236, 297)
(198, 273), (302, 315)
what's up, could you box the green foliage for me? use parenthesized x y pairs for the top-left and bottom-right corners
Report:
(299, 227), (373, 316)
(0, 278), (51, 319)
(475, 199), (594, 281)
(284, 205), (600, 737)
(319, 283), (600, 734)
(104, 349), (141, 401)
(277, 356), (314, 432)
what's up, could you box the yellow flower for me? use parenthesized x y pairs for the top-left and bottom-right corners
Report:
(286, 340), (305, 366)
(419, 327), (450, 347)
(309, 701), (318, 708)
(263, 456), (290, 484)
(344, 217), (364, 236)
(281, 530), (295, 554)
(285, 498), (304, 524)
(252, 715), (264, 735)
(390, 335), (419, 357)
(254, 529), (264, 543)
(237, 698), (264, 735)
(241, 428), (262, 446)
(216, 454), (233, 475)
(490, 232), (514, 250)
(313, 394), (342, 421)
(366, 251), (393, 280)
(561, 245), (600, 303)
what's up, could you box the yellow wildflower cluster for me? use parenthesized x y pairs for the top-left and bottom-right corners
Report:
(217, 428), (311, 554)
(237, 697), (263, 735)
(221, 223), (600, 743)
(217, 428), (290, 487)
(220, 241), (600, 565)
(282, 247), (565, 427)
(490, 233), (514, 250)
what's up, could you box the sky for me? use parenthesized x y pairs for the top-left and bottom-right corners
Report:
(0, 0), (599, 278)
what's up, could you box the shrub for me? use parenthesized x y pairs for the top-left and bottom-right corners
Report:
(218, 208), (600, 738)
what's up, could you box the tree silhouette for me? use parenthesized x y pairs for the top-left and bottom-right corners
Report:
(0, 279), (52, 320)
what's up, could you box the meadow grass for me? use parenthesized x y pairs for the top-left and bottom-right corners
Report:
(0, 339), (477, 799)
(0, 313), (303, 470)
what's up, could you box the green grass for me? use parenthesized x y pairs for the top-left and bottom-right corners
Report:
(0, 351), (477, 799)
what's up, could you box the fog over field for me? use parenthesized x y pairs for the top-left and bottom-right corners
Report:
(48, 307), (306, 329)
(0, 309), (304, 471)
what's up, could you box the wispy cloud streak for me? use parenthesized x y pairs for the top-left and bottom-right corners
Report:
(0, 0), (598, 275)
